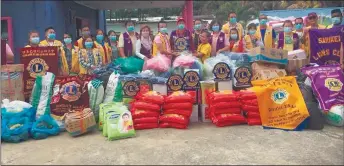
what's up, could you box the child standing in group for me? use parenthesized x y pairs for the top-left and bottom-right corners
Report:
(193, 30), (211, 63)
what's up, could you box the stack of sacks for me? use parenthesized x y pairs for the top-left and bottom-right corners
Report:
(238, 90), (261, 125)
(131, 91), (164, 130)
(160, 91), (193, 129)
(206, 90), (246, 127)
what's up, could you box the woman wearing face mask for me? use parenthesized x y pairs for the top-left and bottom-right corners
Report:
(244, 23), (263, 51)
(277, 20), (300, 51)
(118, 20), (139, 57)
(94, 29), (112, 65)
(217, 28), (246, 54)
(209, 20), (228, 57)
(62, 33), (79, 75)
(78, 37), (102, 75)
(25, 30), (40, 47)
(192, 19), (203, 50)
(135, 25), (153, 60)
(107, 30), (119, 60)
(170, 17), (193, 53)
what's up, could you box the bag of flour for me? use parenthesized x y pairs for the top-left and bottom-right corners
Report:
(30, 72), (55, 120)
(88, 79), (104, 122)
(103, 71), (120, 103)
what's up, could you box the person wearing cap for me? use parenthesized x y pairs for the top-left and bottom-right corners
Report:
(118, 20), (140, 57)
(170, 17), (193, 53)
(327, 9), (343, 29)
(152, 20), (177, 58)
(222, 11), (244, 40)
(254, 14), (276, 49)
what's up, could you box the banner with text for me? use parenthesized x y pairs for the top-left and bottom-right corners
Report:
(309, 25), (344, 65)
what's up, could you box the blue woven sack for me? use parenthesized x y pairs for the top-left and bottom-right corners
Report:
(31, 114), (60, 140)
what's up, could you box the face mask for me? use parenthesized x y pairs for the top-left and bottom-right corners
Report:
(30, 37), (40, 44)
(295, 24), (303, 30)
(110, 36), (117, 41)
(48, 33), (56, 40)
(160, 28), (168, 34)
(127, 26), (135, 32)
(331, 17), (341, 25)
(141, 32), (149, 37)
(85, 41), (93, 49)
(230, 18), (237, 24)
(230, 34), (238, 40)
(260, 19), (267, 25)
(212, 26), (220, 32)
(284, 27), (292, 33)
(82, 31), (90, 37)
(178, 24), (185, 30)
(194, 24), (201, 30)
(64, 38), (72, 44)
(248, 30), (256, 35)
(96, 35), (104, 42)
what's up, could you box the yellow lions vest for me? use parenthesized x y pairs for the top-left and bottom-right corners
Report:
(94, 41), (112, 64)
(255, 26), (273, 49)
(222, 23), (244, 39)
(152, 33), (170, 57)
(244, 34), (260, 50)
(78, 48), (100, 75)
(39, 40), (69, 75)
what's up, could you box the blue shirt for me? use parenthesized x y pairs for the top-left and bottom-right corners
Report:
(260, 29), (276, 41)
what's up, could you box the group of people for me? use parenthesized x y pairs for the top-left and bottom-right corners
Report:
(22, 9), (343, 76)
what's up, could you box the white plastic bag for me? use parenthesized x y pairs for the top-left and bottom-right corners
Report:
(1, 99), (32, 113)
(203, 54), (231, 80)
(103, 72), (120, 103)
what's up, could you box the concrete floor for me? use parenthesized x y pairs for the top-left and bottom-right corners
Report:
(1, 123), (343, 165)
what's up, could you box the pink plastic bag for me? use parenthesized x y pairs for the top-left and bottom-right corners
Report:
(172, 53), (197, 68)
(143, 54), (171, 72)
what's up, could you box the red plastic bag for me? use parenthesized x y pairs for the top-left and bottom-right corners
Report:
(241, 104), (259, 112)
(141, 91), (165, 105)
(207, 90), (238, 104)
(209, 102), (241, 109)
(135, 84), (151, 100)
(132, 101), (161, 111)
(134, 123), (159, 130)
(159, 114), (189, 125)
(186, 90), (197, 103)
(211, 113), (246, 124)
(247, 118), (262, 126)
(238, 90), (257, 100)
(133, 117), (159, 124)
(163, 109), (192, 117)
(165, 91), (193, 103)
(209, 107), (241, 115)
(246, 112), (260, 119)
(163, 102), (193, 110)
(241, 99), (258, 106)
(159, 122), (187, 129)
(131, 109), (160, 119)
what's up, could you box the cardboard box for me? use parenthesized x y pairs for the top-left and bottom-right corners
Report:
(216, 80), (233, 91)
(249, 46), (288, 65)
(251, 69), (287, 81)
(286, 59), (308, 75)
(200, 81), (216, 104)
(153, 84), (167, 95)
(287, 49), (307, 60)
(1, 64), (24, 101)
(200, 104), (211, 123)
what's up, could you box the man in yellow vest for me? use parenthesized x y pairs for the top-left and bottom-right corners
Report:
(152, 20), (178, 58)
(293, 17), (305, 49)
(254, 14), (276, 49)
(74, 25), (91, 49)
(222, 11), (244, 40)
(327, 9), (343, 29)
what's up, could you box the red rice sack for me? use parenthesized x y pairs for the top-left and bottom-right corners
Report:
(209, 101), (241, 109)
(165, 91), (193, 103)
(246, 112), (260, 119)
(163, 109), (192, 117)
(159, 114), (189, 125)
(237, 90), (257, 100)
(134, 84), (151, 100)
(134, 123), (159, 130)
(133, 117), (159, 124)
(131, 109), (160, 119)
(209, 107), (242, 115)
(206, 90), (238, 104)
(141, 91), (164, 105)
(159, 122), (187, 129)
(247, 118), (262, 126)
(211, 113), (246, 124)
(132, 101), (160, 112)
(163, 102), (193, 110)
(241, 105), (259, 112)
(241, 99), (258, 106)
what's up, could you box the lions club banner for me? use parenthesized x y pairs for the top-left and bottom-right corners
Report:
(309, 25), (344, 65)
(20, 46), (58, 100)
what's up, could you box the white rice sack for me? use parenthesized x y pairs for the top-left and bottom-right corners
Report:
(88, 79), (105, 122)
(103, 72), (120, 103)
(326, 105), (344, 127)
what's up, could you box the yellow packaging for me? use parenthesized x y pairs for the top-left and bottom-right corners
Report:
(200, 81), (216, 104)
(251, 76), (309, 130)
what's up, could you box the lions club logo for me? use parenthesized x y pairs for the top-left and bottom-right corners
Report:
(213, 62), (231, 80)
(123, 81), (139, 97)
(234, 67), (252, 85)
(183, 71), (200, 88)
(27, 58), (49, 78)
(271, 89), (289, 104)
(60, 81), (81, 102)
(175, 37), (187, 51)
(167, 75), (183, 91)
(325, 78), (343, 92)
